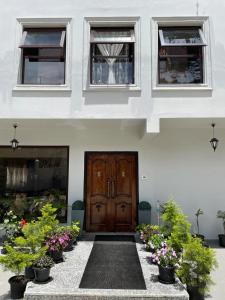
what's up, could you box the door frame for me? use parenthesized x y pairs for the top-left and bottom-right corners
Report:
(84, 151), (139, 231)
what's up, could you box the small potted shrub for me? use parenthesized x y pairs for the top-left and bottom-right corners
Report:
(217, 210), (225, 247)
(33, 255), (54, 283)
(177, 237), (217, 300)
(150, 242), (179, 284)
(194, 209), (205, 241)
(146, 233), (165, 253)
(138, 224), (159, 244)
(0, 245), (33, 299)
(45, 232), (70, 262)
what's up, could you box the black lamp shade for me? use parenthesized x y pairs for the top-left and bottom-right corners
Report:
(10, 138), (19, 151)
(210, 137), (219, 152)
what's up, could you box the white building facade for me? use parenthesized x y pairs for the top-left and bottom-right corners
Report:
(0, 0), (225, 238)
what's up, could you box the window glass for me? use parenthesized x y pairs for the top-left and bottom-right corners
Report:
(159, 28), (205, 46)
(21, 31), (65, 47)
(20, 29), (66, 85)
(90, 27), (135, 85)
(0, 147), (68, 222)
(158, 27), (205, 84)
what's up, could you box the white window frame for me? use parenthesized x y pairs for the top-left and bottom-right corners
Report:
(13, 18), (72, 92)
(83, 17), (141, 91)
(152, 17), (212, 91)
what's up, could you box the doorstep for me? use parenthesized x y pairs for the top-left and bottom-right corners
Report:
(24, 233), (188, 300)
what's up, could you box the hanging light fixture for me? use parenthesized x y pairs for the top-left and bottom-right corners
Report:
(209, 123), (219, 152)
(10, 123), (19, 151)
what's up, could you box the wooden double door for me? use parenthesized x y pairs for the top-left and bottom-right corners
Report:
(85, 152), (138, 232)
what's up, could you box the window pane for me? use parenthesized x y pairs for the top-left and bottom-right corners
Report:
(23, 58), (65, 85)
(91, 43), (134, 85)
(159, 46), (203, 84)
(160, 28), (205, 46)
(91, 27), (135, 43)
(23, 31), (63, 47)
(0, 147), (68, 222)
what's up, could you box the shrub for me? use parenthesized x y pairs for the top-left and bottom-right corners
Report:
(139, 224), (160, 243)
(147, 233), (165, 251)
(177, 237), (217, 295)
(33, 255), (54, 269)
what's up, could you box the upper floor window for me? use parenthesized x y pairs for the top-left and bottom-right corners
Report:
(19, 28), (66, 85)
(90, 27), (135, 85)
(158, 27), (207, 85)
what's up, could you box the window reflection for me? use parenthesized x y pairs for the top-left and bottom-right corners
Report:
(0, 147), (68, 222)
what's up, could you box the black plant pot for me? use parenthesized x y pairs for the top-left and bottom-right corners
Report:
(33, 267), (51, 282)
(49, 250), (63, 262)
(8, 275), (28, 299)
(64, 239), (74, 252)
(158, 265), (175, 284)
(187, 285), (204, 300)
(25, 266), (35, 280)
(218, 234), (225, 247)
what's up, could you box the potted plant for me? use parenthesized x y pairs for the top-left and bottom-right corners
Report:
(194, 209), (205, 241)
(177, 237), (217, 300)
(45, 232), (70, 262)
(33, 255), (54, 282)
(150, 242), (179, 284)
(137, 224), (159, 244)
(217, 210), (225, 247)
(0, 244), (33, 299)
(146, 233), (165, 253)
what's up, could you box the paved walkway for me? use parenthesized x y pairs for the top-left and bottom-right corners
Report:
(0, 239), (224, 299)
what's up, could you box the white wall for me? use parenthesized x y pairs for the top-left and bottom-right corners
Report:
(0, 119), (224, 239)
(0, 0), (225, 130)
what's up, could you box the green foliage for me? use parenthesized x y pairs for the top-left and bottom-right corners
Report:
(33, 255), (54, 269)
(161, 199), (183, 236)
(0, 210), (22, 242)
(0, 245), (35, 276)
(217, 210), (225, 233)
(147, 233), (165, 251)
(140, 224), (160, 243)
(37, 203), (59, 237)
(177, 237), (217, 295)
(168, 213), (191, 253)
(161, 199), (191, 252)
(135, 223), (148, 233)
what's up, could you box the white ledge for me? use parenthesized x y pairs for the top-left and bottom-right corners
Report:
(153, 84), (213, 92)
(83, 84), (141, 92)
(13, 85), (71, 92)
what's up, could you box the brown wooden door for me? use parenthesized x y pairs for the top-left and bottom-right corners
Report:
(85, 152), (137, 232)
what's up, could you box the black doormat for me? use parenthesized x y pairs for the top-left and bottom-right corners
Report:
(79, 235), (146, 290)
(95, 235), (135, 242)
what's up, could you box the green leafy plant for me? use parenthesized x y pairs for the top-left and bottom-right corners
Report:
(139, 224), (160, 243)
(0, 211), (22, 242)
(177, 237), (217, 295)
(150, 242), (179, 268)
(147, 234), (165, 251)
(195, 208), (204, 235)
(136, 223), (148, 233)
(0, 245), (36, 277)
(161, 199), (191, 252)
(33, 255), (54, 269)
(217, 210), (225, 234)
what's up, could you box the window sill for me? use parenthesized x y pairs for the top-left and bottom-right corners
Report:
(13, 85), (71, 92)
(153, 84), (212, 92)
(84, 84), (141, 92)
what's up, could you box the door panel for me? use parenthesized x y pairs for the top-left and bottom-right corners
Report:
(86, 153), (137, 232)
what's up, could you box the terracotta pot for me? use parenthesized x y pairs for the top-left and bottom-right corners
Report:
(8, 275), (28, 299)
(158, 265), (175, 284)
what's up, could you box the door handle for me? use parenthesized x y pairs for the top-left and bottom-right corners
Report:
(111, 180), (115, 198)
(107, 180), (110, 198)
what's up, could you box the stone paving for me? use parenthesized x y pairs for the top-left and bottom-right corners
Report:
(0, 237), (224, 300)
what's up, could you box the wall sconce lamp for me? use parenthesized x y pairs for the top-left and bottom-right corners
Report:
(209, 123), (219, 152)
(10, 123), (19, 151)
